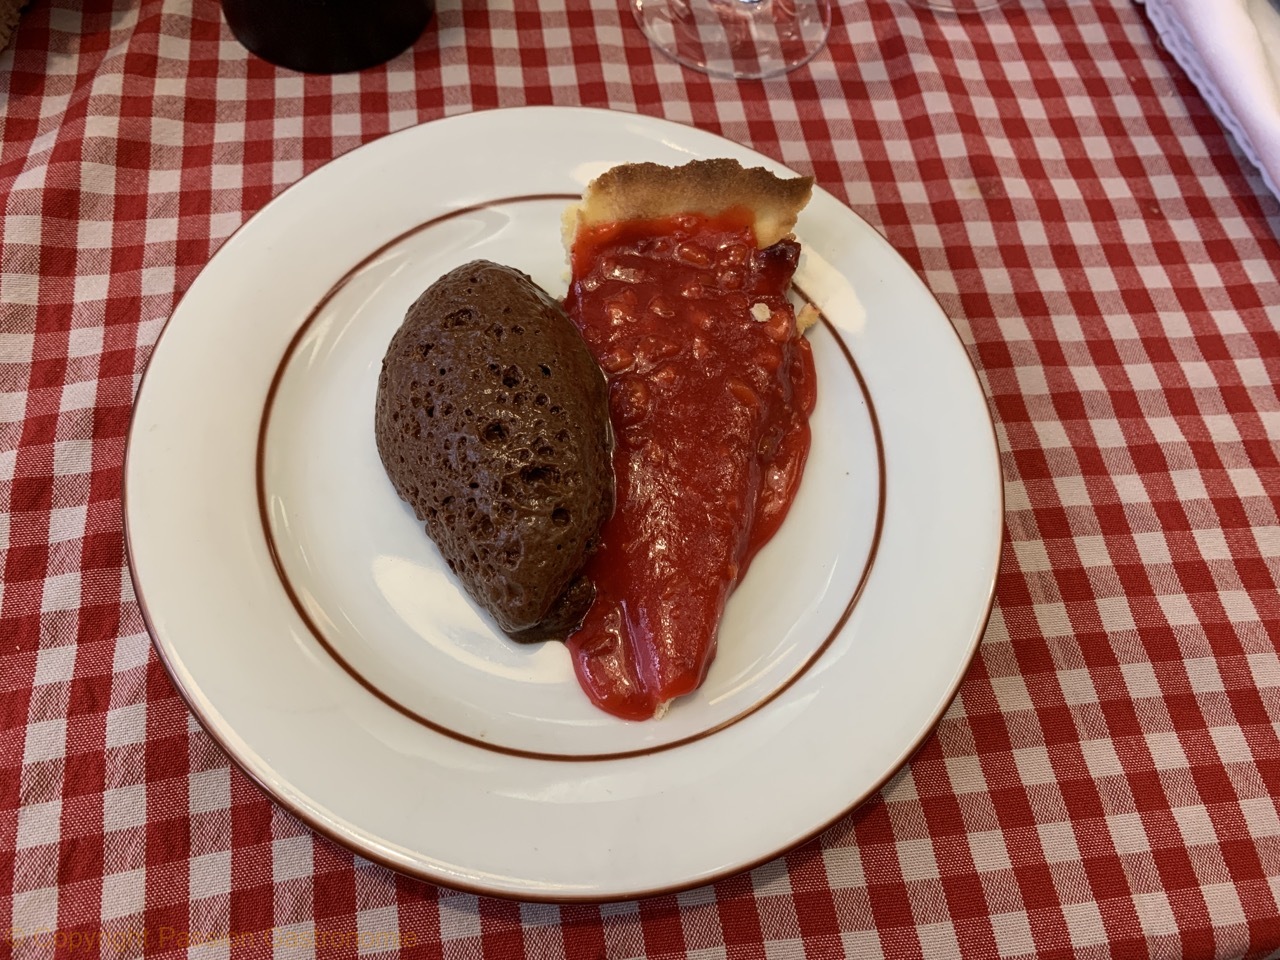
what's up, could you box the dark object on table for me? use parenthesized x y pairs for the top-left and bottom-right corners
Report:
(221, 0), (432, 74)
(375, 261), (615, 643)
(0, 0), (27, 51)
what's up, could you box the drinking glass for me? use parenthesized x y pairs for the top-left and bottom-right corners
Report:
(632, 0), (833, 80)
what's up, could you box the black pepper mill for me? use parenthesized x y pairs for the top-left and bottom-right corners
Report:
(221, 0), (433, 74)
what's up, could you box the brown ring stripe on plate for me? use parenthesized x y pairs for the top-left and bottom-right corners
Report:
(255, 194), (887, 762)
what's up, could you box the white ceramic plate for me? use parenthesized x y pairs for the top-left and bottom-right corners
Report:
(125, 106), (1002, 901)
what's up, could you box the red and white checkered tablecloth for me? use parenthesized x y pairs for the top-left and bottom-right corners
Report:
(3, 0), (1280, 956)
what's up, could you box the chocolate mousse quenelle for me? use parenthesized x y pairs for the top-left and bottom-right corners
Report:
(375, 260), (615, 642)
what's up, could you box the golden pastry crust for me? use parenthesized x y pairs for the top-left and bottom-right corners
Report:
(796, 302), (820, 335)
(563, 158), (813, 251)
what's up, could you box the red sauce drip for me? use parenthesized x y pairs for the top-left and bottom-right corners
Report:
(564, 210), (817, 720)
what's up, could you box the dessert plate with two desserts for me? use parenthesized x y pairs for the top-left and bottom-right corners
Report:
(125, 107), (1003, 900)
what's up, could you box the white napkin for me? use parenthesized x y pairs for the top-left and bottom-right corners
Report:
(1141, 0), (1280, 199)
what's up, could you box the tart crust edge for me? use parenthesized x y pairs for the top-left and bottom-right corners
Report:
(562, 158), (814, 252)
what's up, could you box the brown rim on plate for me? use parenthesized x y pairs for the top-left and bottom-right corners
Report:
(122, 108), (1005, 902)
(253, 195), (886, 762)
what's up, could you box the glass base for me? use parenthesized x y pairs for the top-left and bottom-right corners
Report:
(902, 0), (1013, 13)
(632, 0), (832, 80)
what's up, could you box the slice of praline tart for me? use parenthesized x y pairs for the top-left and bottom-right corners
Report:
(561, 158), (818, 720)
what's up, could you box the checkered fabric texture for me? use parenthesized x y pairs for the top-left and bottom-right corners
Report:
(3, 0), (1280, 957)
